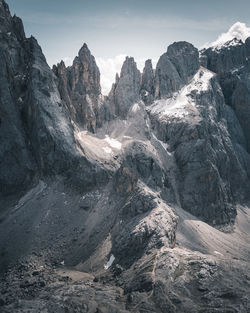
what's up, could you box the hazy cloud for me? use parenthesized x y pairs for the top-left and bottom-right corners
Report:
(201, 22), (250, 49)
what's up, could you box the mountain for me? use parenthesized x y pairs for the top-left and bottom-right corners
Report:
(0, 1), (250, 312)
(201, 21), (250, 51)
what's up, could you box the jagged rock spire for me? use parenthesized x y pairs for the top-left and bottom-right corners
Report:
(166, 41), (199, 83)
(110, 56), (141, 118)
(141, 59), (155, 105)
(54, 43), (102, 132)
(155, 41), (199, 98)
(0, 0), (25, 41)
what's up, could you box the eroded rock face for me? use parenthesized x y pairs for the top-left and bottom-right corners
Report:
(202, 37), (250, 151)
(53, 43), (102, 132)
(141, 59), (155, 105)
(148, 68), (250, 224)
(155, 52), (182, 98)
(0, 0), (109, 197)
(0, 0), (36, 196)
(155, 41), (199, 99)
(23, 37), (81, 176)
(166, 41), (199, 84)
(109, 57), (141, 118)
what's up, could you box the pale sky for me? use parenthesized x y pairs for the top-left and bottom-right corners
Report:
(7, 0), (250, 94)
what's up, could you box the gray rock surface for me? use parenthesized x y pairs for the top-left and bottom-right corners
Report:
(155, 51), (182, 98)
(141, 59), (155, 105)
(0, 1), (250, 312)
(167, 41), (199, 83)
(53, 43), (103, 132)
(0, 0), (109, 199)
(149, 68), (250, 224)
(0, 0), (36, 197)
(201, 37), (250, 151)
(155, 41), (199, 98)
(108, 57), (141, 118)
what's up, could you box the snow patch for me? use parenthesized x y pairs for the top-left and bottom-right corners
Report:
(150, 68), (214, 118)
(151, 133), (171, 155)
(201, 22), (250, 50)
(214, 251), (223, 256)
(104, 254), (115, 270)
(102, 147), (112, 154)
(104, 135), (122, 149)
(132, 103), (140, 113)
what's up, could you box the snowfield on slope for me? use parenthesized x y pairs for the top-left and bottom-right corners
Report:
(74, 130), (123, 162)
(104, 135), (122, 149)
(149, 67), (214, 118)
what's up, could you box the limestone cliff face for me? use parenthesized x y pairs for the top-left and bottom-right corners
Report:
(0, 0), (108, 197)
(23, 37), (80, 175)
(149, 68), (250, 224)
(140, 59), (155, 105)
(166, 41), (199, 83)
(108, 57), (141, 118)
(53, 44), (102, 132)
(202, 37), (250, 151)
(155, 41), (199, 98)
(0, 0), (36, 196)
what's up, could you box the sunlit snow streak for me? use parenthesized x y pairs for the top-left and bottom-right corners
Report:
(104, 254), (115, 269)
(150, 67), (214, 118)
(104, 135), (122, 149)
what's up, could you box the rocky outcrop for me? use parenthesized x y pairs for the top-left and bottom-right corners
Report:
(155, 41), (199, 99)
(167, 41), (199, 83)
(149, 68), (250, 224)
(154, 52), (182, 98)
(53, 43), (102, 132)
(108, 57), (141, 118)
(140, 59), (155, 105)
(202, 37), (250, 151)
(0, 0), (109, 198)
(0, 0), (36, 196)
(112, 191), (177, 269)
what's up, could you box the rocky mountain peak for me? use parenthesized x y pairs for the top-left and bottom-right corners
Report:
(154, 41), (199, 99)
(0, 0), (25, 41)
(53, 43), (102, 131)
(141, 59), (155, 105)
(166, 41), (199, 83)
(109, 56), (141, 118)
(78, 42), (89, 54)
(120, 56), (139, 77)
(0, 0), (10, 16)
(72, 43), (101, 96)
(201, 32), (250, 151)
